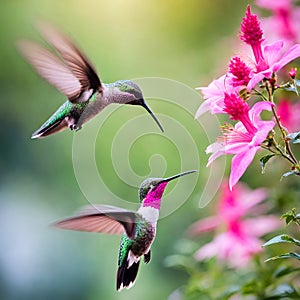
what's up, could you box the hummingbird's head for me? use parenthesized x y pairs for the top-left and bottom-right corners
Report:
(138, 170), (197, 209)
(114, 80), (164, 132)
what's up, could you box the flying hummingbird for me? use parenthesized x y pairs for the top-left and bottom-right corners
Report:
(18, 24), (164, 139)
(54, 170), (197, 291)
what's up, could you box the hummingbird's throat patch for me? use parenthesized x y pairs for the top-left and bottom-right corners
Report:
(143, 182), (168, 209)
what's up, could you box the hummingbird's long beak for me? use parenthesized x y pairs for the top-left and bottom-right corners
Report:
(141, 100), (164, 133)
(162, 170), (197, 183)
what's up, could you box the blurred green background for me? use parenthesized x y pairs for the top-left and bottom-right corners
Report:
(0, 0), (252, 299)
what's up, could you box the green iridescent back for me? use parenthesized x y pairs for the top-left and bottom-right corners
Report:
(118, 233), (133, 267)
(118, 220), (152, 267)
(37, 93), (97, 131)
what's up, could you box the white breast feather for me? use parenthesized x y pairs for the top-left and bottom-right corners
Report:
(137, 206), (159, 223)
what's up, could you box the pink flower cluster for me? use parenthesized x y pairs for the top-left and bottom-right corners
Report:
(196, 5), (300, 189)
(256, 0), (300, 46)
(188, 182), (280, 268)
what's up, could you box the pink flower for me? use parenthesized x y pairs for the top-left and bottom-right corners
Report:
(256, 0), (292, 11)
(289, 67), (297, 79)
(239, 6), (300, 89)
(189, 182), (281, 268)
(196, 5), (300, 116)
(277, 98), (300, 132)
(223, 93), (251, 123)
(227, 56), (252, 87)
(247, 41), (300, 89)
(207, 101), (275, 190)
(240, 5), (265, 67)
(195, 75), (237, 117)
(256, 0), (300, 45)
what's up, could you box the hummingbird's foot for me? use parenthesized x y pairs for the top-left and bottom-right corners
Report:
(144, 250), (151, 264)
(69, 124), (82, 131)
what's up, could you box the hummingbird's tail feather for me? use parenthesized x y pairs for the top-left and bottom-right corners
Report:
(117, 259), (140, 291)
(31, 118), (68, 139)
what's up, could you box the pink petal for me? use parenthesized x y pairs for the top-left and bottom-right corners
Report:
(229, 147), (258, 190)
(196, 75), (237, 116)
(195, 233), (236, 262)
(227, 235), (262, 268)
(235, 121), (247, 132)
(247, 72), (266, 89)
(263, 40), (284, 66)
(272, 44), (300, 72)
(212, 75), (228, 91)
(194, 239), (219, 260)
(219, 184), (268, 219)
(249, 101), (274, 126)
(256, 0), (292, 11)
(250, 120), (275, 146)
(194, 219), (269, 268)
(188, 216), (221, 236)
(206, 142), (225, 166)
(199, 75), (227, 99)
(240, 188), (268, 210)
(243, 216), (282, 237)
(225, 141), (251, 154)
(195, 101), (210, 118)
(196, 232), (261, 268)
(278, 99), (300, 132)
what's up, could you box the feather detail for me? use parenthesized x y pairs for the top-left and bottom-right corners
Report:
(18, 40), (82, 100)
(53, 205), (141, 239)
(117, 256), (140, 291)
(31, 117), (68, 139)
(17, 23), (102, 103)
(37, 23), (102, 97)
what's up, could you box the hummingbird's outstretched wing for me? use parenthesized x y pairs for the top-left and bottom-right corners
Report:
(53, 205), (141, 240)
(18, 24), (102, 104)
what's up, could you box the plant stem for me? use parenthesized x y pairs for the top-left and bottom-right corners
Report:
(265, 83), (298, 165)
(261, 143), (295, 165)
(253, 89), (268, 101)
(272, 106), (298, 163)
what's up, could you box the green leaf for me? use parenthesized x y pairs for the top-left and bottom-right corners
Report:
(281, 170), (300, 180)
(259, 154), (275, 174)
(263, 234), (300, 247)
(282, 79), (300, 95)
(293, 79), (300, 96)
(281, 208), (297, 225)
(265, 284), (300, 299)
(282, 82), (299, 95)
(285, 215), (295, 225)
(265, 252), (300, 262)
(294, 78), (300, 87)
(220, 286), (239, 299)
(241, 281), (257, 294)
(274, 266), (300, 278)
(287, 132), (300, 144)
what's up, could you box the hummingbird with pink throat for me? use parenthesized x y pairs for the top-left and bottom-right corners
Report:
(54, 170), (196, 290)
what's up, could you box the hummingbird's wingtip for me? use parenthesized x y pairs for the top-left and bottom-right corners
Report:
(49, 220), (59, 228)
(31, 132), (41, 139)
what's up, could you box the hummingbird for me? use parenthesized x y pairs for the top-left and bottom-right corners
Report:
(17, 23), (164, 139)
(53, 170), (197, 291)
